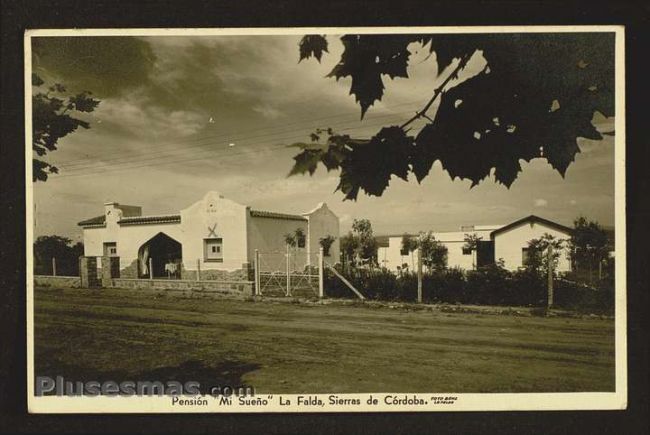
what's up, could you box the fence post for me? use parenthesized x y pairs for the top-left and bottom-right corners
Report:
(149, 257), (153, 280)
(318, 247), (324, 298)
(196, 259), (201, 281)
(286, 244), (291, 297)
(547, 245), (554, 308)
(417, 244), (423, 303)
(52, 257), (57, 276)
(598, 259), (603, 281)
(254, 249), (260, 296)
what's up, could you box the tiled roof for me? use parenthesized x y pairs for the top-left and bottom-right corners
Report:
(77, 215), (106, 227)
(118, 215), (181, 225)
(77, 214), (181, 227)
(250, 209), (307, 221)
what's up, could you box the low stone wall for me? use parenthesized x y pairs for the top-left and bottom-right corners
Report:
(180, 266), (253, 282)
(34, 275), (81, 288)
(109, 278), (253, 297)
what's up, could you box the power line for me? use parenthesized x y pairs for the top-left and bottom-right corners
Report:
(54, 99), (428, 168)
(50, 115), (429, 179)
(56, 106), (423, 172)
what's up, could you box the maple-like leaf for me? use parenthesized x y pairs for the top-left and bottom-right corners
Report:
(298, 35), (329, 62)
(295, 32), (615, 198)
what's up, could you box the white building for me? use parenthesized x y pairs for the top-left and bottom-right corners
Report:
(377, 215), (573, 272)
(78, 191), (340, 279)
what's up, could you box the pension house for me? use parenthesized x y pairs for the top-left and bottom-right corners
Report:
(77, 191), (340, 280)
(377, 215), (573, 273)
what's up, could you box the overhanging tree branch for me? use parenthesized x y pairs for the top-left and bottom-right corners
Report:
(400, 53), (473, 130)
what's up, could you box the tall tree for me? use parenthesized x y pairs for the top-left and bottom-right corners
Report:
(32, 73), (100, 181)
(339, 219), (379, 268)
(463, 233), (483, 270)
(34, 235), (84, 276)
(526, 234), (566, 277)
(418, 232), (448, 271)
(291, 33), (614, 200)
(571, 216), (610, 281)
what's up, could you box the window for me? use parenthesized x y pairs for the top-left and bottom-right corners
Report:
(522, 247), (530, 266)
(400, 248), (409, 256)
(204, 238), (223, 262)
(103, 242), (117, 257)
(462, 247), (472, 255)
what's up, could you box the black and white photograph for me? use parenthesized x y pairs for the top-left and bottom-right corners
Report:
(25, 26), (625, 413)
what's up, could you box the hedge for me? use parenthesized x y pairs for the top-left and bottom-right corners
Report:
(324, 265), (614, 313)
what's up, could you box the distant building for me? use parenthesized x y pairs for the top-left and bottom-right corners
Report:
(78, 191), (339, 279)
(377, 215), (573, 272)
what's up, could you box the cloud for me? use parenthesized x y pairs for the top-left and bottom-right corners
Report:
(534, 198), (548, 207)
(31, 33), (616, 240)
(32, 36), (155, 97)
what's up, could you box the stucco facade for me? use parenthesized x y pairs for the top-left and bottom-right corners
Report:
(79, 191), (340, 278)
(377, 216), (572, 273)
(492, 217), (572, 272)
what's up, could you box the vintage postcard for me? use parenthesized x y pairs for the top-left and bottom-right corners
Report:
(25, 26), (626, 413)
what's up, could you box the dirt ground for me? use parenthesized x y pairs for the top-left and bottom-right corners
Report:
(33, 286), (615, 394)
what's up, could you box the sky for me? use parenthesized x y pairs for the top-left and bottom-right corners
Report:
(30, 33), (616, 241)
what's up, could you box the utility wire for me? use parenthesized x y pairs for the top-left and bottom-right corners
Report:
(56, 106), (424, 172)
(51, 115), (429, 179)
(55, 99), (430, 168)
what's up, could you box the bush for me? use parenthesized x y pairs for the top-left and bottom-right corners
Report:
(323, 263), (613, 313)
(465, 264), (511, 305)
(423, 268), (466, 303)
(554, 279), (614, 313)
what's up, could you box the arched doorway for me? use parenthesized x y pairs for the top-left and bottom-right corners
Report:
(138, 233), (182, 279)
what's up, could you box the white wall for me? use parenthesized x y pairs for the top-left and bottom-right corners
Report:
(82, 191), (250, 273)
(493, 222), (572, 272)
(81, 192), (341, 275)
(179, 191), (249, 271)
(379, 229), (495, 272)
(304, 203), (340, 267)
(378, 237), (418, 273)
(247, 215), (308, 272)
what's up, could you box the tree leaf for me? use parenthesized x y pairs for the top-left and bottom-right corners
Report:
(298, 35), (329, 62)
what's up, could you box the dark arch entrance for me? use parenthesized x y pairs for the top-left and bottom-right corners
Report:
(138, 233), (182, 279)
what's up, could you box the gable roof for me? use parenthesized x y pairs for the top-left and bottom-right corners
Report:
(490, 215), (573, 238)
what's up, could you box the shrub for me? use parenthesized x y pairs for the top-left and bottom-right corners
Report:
(323, 262), (612, 313)
(553, 278), (614, 314)
(465, 264), (511, 305)
(422, 268), (466, 303)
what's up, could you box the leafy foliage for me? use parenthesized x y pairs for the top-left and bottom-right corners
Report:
(417, 232), (448, 270)
(400, 233), (418, 255)
(32, 73), (100, 181)
(526, 233), (567, 276)
(570, 217), (611, 278)
(462, 234), (483, 252)
(340, 218), (379, 268)
(324, 262), (613, 313)
(298, 35), (328, 62)
(319, 235), (336, 257)
(293, 33), (615, 199)
(284, 228), (306, 248)
(34, 235), (84, 276)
